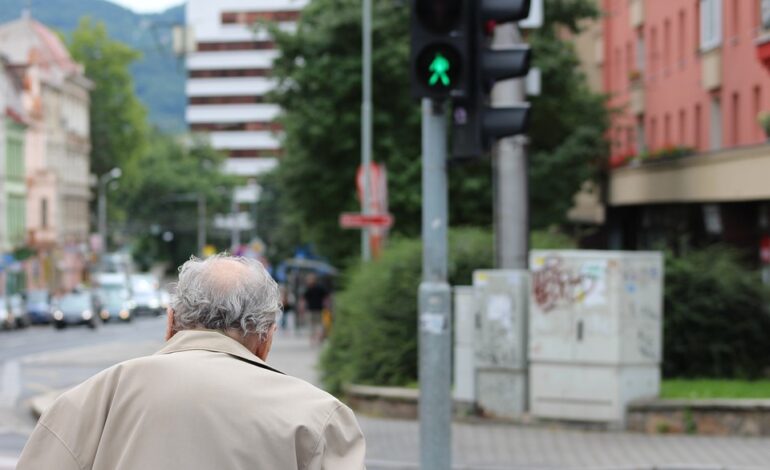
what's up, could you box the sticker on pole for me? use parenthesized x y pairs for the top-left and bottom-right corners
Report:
(420, 313), (446, 335)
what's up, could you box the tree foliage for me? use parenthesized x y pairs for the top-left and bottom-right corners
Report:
(67, 18), (148, 178)
(265, 0), (608, 264)
(117, 132), (237, 270)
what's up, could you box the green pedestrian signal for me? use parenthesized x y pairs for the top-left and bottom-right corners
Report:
(428, 53), (451, 87)
(414, 44), (461, 97)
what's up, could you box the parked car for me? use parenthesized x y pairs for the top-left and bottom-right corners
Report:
(0, 298), (12, 330)
(96, 286), (133, 323)
(130, 274), (163, 316)
(26, 289), (52, 324)
(9, 294), (29, 328)
(51, 291), (99, 329)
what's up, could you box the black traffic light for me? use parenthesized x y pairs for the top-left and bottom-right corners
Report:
(410, 0), (473, 100)
(452, 0), (532, 158)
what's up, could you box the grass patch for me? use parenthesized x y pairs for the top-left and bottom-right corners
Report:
(661, 379), (770, 399)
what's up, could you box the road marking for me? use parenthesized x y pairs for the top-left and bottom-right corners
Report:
(0, 360), (20, 408)
(0, 455), (18, 468)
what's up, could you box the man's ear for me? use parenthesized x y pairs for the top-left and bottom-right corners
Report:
(165, 308), (176, 341)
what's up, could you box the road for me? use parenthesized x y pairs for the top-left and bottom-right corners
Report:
(3, 318), (770, 470)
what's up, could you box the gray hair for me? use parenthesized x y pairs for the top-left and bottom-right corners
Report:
(170, 254), (282, 338)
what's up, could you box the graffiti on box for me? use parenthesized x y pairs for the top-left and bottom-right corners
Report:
(532, 256), (605, 312)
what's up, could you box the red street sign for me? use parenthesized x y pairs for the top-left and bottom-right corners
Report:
(339, 213), (394, 229)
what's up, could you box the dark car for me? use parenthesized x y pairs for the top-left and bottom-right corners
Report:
(52, 291), (99, 329)
(26, 290), (52, 324)
(96, 287), (133, 323)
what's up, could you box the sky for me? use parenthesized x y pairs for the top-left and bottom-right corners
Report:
(107, 0), (185, 14)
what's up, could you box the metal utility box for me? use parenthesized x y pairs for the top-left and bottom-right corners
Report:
(473, 270), (529, 418)
(453, 286), (476, 404)
(528, 250), (663, 423)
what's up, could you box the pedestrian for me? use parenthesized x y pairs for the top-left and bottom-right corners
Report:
(301, 273), (329, 343)
(16, 254), (366, 470)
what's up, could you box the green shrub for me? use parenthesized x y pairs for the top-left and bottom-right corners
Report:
(320, 228), (493, 393)
(663, 246), (770, 378)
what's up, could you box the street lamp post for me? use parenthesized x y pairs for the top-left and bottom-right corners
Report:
(98, 167), (122, 253)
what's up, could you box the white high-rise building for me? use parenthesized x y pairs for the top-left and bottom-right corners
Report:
(185, 0), (308, 176)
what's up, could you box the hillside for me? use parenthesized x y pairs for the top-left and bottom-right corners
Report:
(0, 0), (186, 130)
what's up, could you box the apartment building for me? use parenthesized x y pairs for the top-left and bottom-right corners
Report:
(0, 14), (92, 291)
(590, 0), (770, 260)
(185, 0), (309, 177)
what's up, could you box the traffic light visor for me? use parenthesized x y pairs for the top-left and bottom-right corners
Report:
(415, 0), (463, 34)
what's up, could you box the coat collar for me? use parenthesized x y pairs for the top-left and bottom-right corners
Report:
(156, 329), (284, 375)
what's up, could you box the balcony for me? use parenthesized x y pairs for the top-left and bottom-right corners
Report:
(701, 47), (722, 90)
(608, 143), (770, 206)
(630, 0), (644, 29)
(630, 81), (645, 115)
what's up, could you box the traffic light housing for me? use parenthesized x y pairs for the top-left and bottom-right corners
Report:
(452, 0), (533, 158)
(410, 0), (473, 100)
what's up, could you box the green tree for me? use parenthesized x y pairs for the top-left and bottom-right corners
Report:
(266, 0), (607, 264)
(118, 132), (237, 270)
(67, 18), (148, 178)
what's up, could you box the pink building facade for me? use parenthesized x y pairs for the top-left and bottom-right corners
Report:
(605, 0), (770, 161)
(598, 0), (770, 264)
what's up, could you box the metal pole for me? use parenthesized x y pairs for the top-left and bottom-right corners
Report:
(492, 23), (528, 270)
(360, 0), (373, 262)
(230, 191), (240, 250)
(98, 179), (107, 252)
(491, 22), (530, 414)
(197, 193), (206, 256)
(419, 98), (451, 470)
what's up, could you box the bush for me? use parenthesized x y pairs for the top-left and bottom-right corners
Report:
(663, 246), (770, 378)
(320, 228), (493, 393)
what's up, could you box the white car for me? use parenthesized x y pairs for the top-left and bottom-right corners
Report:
(0, 299), (12, 330)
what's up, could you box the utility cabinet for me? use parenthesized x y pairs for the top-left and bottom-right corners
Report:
(528, 250), (663, 423)
(473, 270), (529, 418)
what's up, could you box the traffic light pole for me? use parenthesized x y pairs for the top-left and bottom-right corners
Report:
(419, 98), (452, 470)
(492, 23), (529, 270)
(360, 0), (373, 262)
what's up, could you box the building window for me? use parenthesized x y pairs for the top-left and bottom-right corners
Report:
(678, 10), (686, 65)
(614, 47), (621, 91)
(41, 198), (48, 229)
(663, 19), (671, 71)
(710, 96), (722, 150)
(679, 109), (687, 144)
(650, 26), (658, 77)
(700, 0), (722, 51)
(754, 85), (763, 141)
(731, 92), (740, 146)
(664, 113), (672, 145)
(650, 116), (658, 149)
(636, 119), (646, 154)
(695, 103), (703, 149)
(731, 0), (740, 40)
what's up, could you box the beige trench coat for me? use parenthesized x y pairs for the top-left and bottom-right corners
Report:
(16, 330), (366, 470)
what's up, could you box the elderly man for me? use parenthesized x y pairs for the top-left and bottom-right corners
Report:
(16, 255), (366, 469)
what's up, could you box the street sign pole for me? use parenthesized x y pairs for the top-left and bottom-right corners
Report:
(419, 97), (451, 470)
(361, 0), (373, 262)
